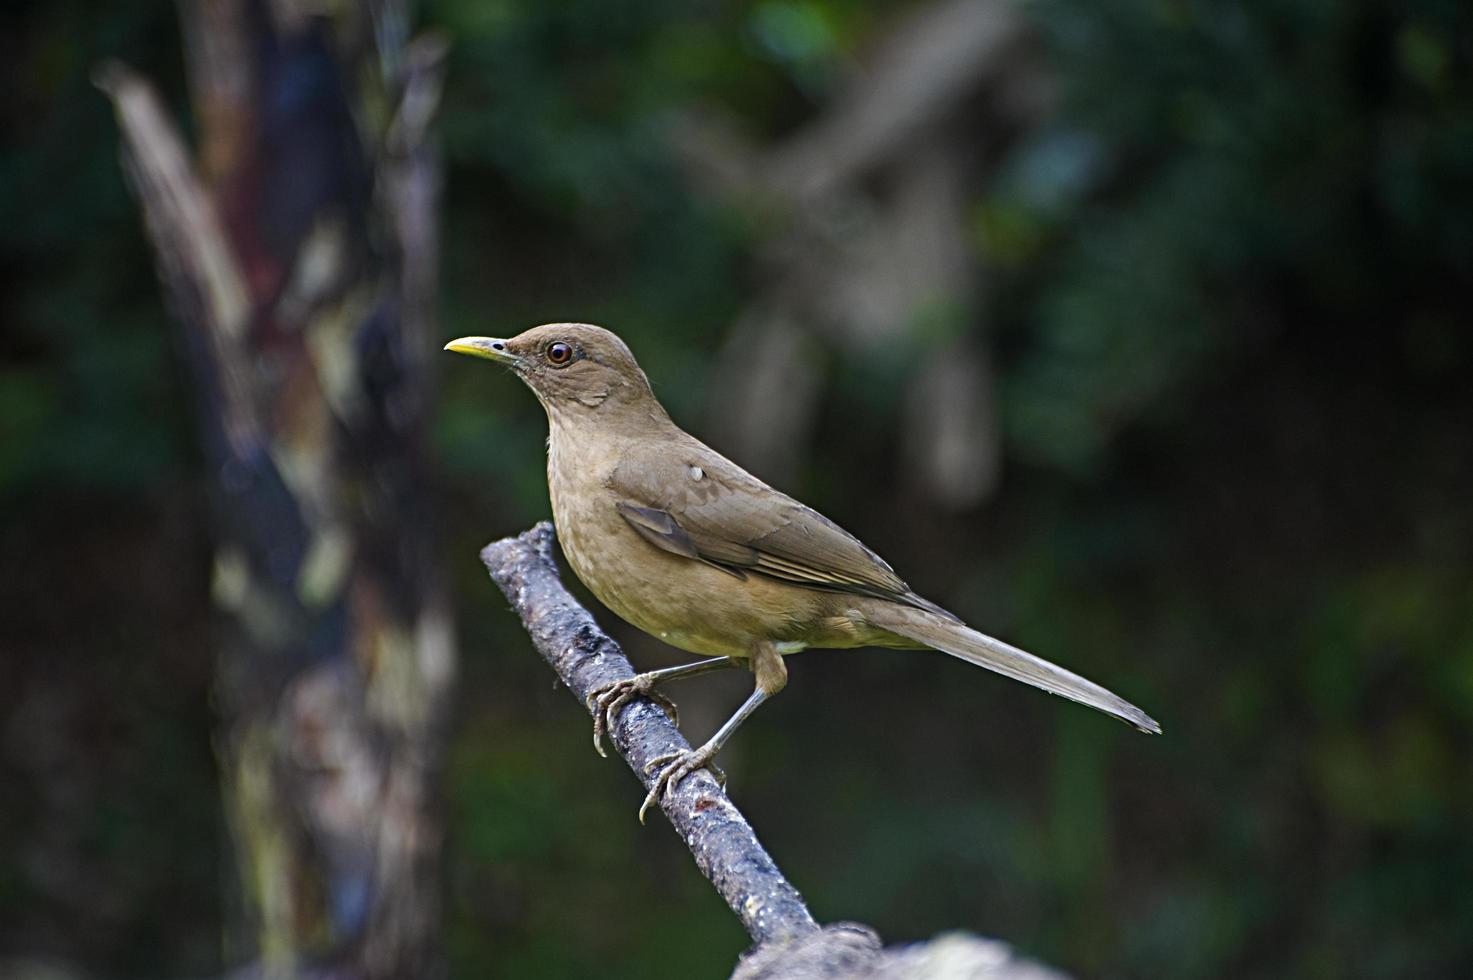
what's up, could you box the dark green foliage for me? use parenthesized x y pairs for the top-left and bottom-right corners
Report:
(992, 0), (1473, 473)
(2, 0), (1471, 977)
(1, 0), (191, 495)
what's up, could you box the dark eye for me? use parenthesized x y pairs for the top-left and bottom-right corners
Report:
(546, 342), (573, 365)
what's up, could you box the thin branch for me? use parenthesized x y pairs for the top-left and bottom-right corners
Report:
(479, 522), (819, 947)
(482, 523), (1075, 978)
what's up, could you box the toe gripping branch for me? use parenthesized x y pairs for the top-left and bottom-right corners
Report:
(480, 522), (818, 947)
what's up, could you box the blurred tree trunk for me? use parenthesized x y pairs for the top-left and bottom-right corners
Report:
(99, 1), (453, 976)
(677, 0), (1049, 511)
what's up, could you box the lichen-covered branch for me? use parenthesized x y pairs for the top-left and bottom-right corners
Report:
(480, 522), (818, 947)
(481, 522), (1073, 980)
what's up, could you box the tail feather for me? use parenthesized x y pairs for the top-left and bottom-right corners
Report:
(861, 600), (1161, 734)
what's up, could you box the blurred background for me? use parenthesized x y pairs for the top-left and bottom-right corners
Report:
(3, 0), (1472, 977)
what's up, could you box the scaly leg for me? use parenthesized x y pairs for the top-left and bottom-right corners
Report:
(639, 641), (788, 823)
(587, 656), (737, 757)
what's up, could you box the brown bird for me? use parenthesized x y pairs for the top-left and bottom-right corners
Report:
(447, 324), (1160, 820)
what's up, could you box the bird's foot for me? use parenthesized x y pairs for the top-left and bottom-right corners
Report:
(638, 745), (725, 824)
(586, 674), (680, 758)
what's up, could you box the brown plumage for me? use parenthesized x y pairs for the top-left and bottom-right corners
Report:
(447, 323), (1160, 820)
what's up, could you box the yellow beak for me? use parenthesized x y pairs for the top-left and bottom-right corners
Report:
(443, 337), (518, 365)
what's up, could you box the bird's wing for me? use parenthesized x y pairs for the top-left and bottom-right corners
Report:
(609, 445), (949, 614)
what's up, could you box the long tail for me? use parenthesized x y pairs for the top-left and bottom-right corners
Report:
(859, 600), (1162, 734)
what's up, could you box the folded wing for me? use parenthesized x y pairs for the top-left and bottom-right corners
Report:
(610, 447), (952, 617)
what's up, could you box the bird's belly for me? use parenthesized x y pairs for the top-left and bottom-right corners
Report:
(552, 497), (815, 659)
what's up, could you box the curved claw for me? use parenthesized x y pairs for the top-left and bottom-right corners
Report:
(586, 675), (680, 758)
(637, 746), (721, 824)
(649, 690), (679, 727)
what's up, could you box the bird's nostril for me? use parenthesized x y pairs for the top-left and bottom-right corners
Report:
(492, 342), (504, 350)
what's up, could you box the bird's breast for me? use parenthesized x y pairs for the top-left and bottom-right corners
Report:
(543, 425), (825, 658)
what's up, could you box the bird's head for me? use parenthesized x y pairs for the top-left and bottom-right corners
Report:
(444, 323), (662, 421)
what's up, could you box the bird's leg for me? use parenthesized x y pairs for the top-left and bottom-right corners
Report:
(639, 642), (787, 823)
(587, 656), (738, 757)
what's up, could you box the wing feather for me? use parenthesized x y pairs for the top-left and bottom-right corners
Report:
(616, 501), (748, 579)
(609, 445), (947, 614)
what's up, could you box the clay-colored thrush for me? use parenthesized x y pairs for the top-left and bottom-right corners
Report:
(448, 324), (1160, 820)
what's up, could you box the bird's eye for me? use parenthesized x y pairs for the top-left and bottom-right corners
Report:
(546, 342), (573, 366)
